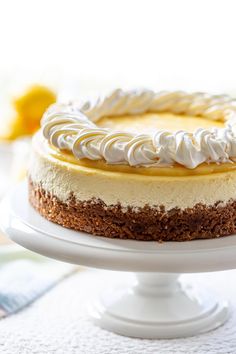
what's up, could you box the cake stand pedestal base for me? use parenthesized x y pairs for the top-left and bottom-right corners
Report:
(90, 273), (228, 339)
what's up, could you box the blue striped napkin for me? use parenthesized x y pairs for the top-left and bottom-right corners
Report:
(0, 259), (76, 318)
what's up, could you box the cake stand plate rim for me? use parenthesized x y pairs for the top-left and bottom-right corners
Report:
(1, 181), (236, 273)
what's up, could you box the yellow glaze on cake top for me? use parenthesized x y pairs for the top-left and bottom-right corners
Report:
(97, 112), (224, 134)
(51, 149), (236, 176)
(46, 112), (236, 177)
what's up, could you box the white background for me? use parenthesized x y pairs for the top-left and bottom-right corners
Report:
(0, 0), (236, 96)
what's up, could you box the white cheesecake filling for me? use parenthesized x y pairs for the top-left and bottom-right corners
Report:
(29, 133), (236, 211)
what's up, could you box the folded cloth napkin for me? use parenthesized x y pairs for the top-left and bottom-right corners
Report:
(0, 259), (76, 318)
(0, 270), (235, 354)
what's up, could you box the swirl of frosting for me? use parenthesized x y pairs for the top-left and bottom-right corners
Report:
(41, 89), (236, 169)
(100, 132), (133, 164)
(124, 135), (158, 166)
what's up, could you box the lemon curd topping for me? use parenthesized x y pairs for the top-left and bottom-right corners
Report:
(50, 150), (236, 176)
(46, 147), (236, 178)
(41, 90), (236, 169)
(43, 112), (236, 177)
(97, 112), (224, 134)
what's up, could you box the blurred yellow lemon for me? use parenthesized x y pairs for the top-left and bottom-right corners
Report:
(1, 85), (56, 140)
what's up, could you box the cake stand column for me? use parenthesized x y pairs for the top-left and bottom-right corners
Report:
(90, 272), (229, 339)
(135, 272), (180, 296)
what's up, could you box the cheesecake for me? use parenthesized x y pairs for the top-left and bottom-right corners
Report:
(28, 89), (236, 241)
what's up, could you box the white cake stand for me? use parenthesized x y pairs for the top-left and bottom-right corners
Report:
(1, 182), (235, 339)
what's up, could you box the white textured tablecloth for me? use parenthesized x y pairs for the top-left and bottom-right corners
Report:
(0, 268), (236, 354)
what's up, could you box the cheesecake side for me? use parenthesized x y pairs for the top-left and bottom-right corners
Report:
(28, 133), (236, 241)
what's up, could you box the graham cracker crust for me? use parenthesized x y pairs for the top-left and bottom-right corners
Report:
(28, 178), (236, 241)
